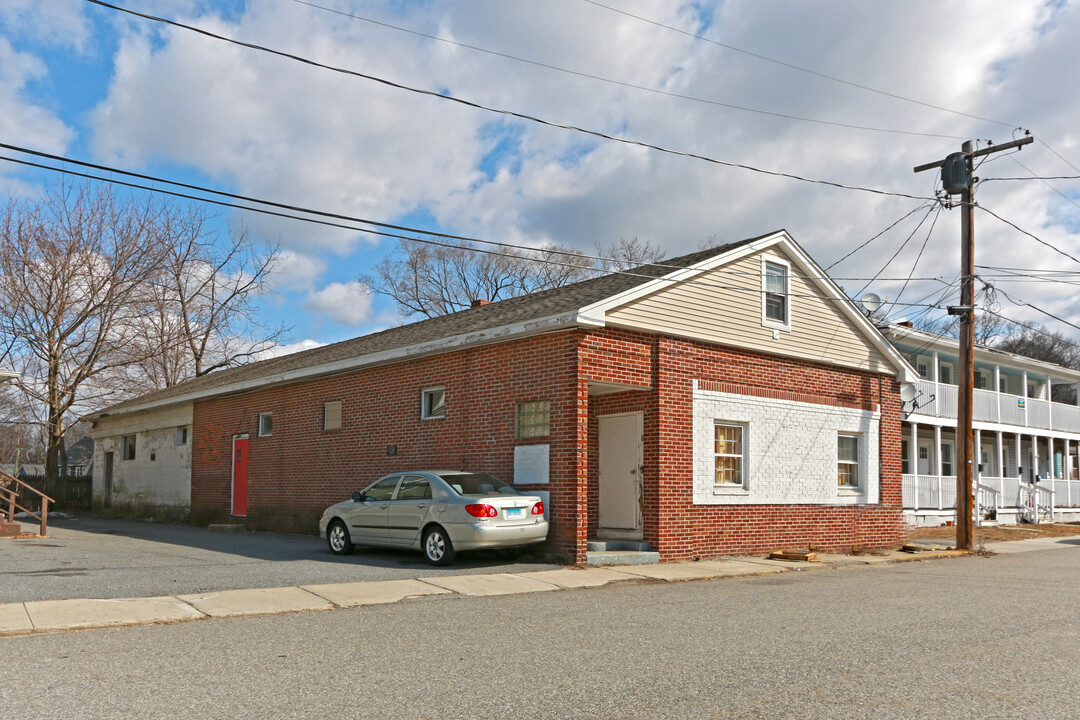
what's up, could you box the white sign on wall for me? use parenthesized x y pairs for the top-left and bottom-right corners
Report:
(514, 444), (549, 485)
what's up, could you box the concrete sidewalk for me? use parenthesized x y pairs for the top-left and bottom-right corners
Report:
(0, 543), (991, 637)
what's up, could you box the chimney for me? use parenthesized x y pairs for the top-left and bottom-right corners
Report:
(470, 299), (491, 308)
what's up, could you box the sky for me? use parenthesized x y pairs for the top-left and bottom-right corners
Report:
(2, 0), (1079, 356)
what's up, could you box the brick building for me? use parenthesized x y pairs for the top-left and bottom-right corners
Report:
(89, 230), (918, 563)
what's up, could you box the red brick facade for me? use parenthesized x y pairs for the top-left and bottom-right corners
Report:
(190, 326), (904, 563)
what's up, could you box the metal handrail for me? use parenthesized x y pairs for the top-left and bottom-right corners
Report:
(0, 469), (54, 536)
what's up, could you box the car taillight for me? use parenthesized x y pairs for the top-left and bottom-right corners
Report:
(465, 504), (497, 518)
(531, 501), (544, 515)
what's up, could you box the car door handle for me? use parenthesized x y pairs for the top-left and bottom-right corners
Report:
(378, 504), (390, 509)
(416, 504), (428, 509)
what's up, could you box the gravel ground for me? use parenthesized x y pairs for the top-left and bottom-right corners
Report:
(1, 515), (559, 603)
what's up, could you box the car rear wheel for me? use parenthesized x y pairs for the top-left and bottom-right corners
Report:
(423, 526), (456, 566)
(327, 520), (354, 555)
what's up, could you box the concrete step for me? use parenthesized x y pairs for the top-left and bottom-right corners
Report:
(585, 550), (660, 566)
(587, 539), (651, 552)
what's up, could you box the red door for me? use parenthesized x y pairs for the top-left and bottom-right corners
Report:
(232, 436), (249, 517)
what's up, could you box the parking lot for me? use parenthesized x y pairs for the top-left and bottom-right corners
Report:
(1, 515), (560, 603)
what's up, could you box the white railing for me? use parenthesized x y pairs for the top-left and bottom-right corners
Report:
(904, 475), (1080, 511)
(975, 482), (1000, 522)
(910, 379), (1080, 434)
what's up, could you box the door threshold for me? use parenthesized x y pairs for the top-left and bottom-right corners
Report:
(596, 527), (643, 541)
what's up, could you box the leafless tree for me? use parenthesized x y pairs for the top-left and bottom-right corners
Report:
(0, 181), (168, 481)
(130, 204), (285, 391)
(364, 235), (670, 320)
(360, 238), (594, 319)
(595, 237), (665, 272)
(0, 385), (40, 465)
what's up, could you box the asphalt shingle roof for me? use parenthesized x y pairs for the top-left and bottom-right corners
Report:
(95, 233), (770, 416)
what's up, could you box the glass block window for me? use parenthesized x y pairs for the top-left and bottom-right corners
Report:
(516, 400), (550, 438)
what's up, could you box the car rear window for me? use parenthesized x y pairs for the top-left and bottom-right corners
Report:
(439, 472), (519, 497)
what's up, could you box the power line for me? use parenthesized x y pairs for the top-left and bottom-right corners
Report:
(1034, 135), (1080, 176)
(888, 203), (943, 310)
(982, 281), (1080, 334)
(855, 204), (941, 297)
(0, 152), (947, 307)
(825, 202), (936, 270)
(83, 0), (933, 202)
(289, 0), (964, 140)
(580, 0), (1018, 129)
(977, 204), (1080, 267)
(983, 156), (1080, 214)
(0, 142), (939, 283)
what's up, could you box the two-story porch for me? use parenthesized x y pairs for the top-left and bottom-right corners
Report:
(884, 323), (1080, 526)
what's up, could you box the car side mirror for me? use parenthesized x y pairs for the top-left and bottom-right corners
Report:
(352, 491), (364, 502)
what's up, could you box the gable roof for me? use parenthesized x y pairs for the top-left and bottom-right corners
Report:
(91, 229), (916, 419)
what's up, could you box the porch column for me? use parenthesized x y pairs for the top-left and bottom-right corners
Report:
(932, 351), (940, 383)
(974, 428), (982, 525)
(934, 424), (943, 510)
(910, 421), (919, 511)
(1015, 432), (1022, 479)
(1033, 435), (1040, 483)
(996, 431), (1004, 492)
(994, 364), (1001, 394)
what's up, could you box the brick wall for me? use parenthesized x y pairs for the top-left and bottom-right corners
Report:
(190, 332), (585, 557)
(581, 328), (905, 560)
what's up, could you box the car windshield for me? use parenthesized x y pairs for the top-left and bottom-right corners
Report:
(439, 472), (519, 497)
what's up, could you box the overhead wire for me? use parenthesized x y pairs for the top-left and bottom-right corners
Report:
(579, 0), (1018, 129)
(82, 0), (933, 202)
(887, 201), (943, 310)
(855, 204), (941, 297)
(825, 202), (936, 270)
(0, 152), (946, 307)
(976, 204), (1080, 267)
(288, 0), (964, 140)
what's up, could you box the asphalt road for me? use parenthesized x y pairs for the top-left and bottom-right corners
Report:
(3, 545), (1080, 719)
(1, 515), (559, 603)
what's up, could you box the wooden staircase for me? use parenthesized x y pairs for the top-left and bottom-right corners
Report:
(0, 469), (54, 537)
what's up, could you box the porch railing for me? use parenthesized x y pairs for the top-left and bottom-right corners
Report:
(912, 379), (1080, 433)
(904, 474), (1077, 516)
(0, 469), (54, 536)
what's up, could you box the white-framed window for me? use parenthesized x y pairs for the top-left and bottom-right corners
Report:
(121, 434), (137, 461)
(838, 433), (860, 488)
(258, 412), (273, 437)
(421, 387), (446, 420)
(919, 446), (929, 460)
(917, 361), (929, 379)
(999, 376), (1008, 393)
(175, 426), (189, 446)
(323, 401), (342, 431)
(761, 258), (790, 329)
(975, 371), (987, 389)
(713, 422), (747, 486)
(939, 362), (952, 385)
(941, 442), (954, 476)
(516, 400), (550, 438)
(901, 439), (909, 475)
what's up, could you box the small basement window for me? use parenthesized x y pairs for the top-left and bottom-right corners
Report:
(258, 412), (273, 437)
(122, 434), (137, 461)
(175, 426), (189, 446)
(421, 388), (446, 420)
(324, 401), (342, 431)
(838, 434), (860, 488)
(516, 400), (550, 438)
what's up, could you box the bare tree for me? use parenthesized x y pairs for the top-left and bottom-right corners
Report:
(595, 237), (665, 272)
(361, 238), (594, 319)
(0, 385), (40, 465)
(0, 181), (167, 481)
(131, 204), (285, 391)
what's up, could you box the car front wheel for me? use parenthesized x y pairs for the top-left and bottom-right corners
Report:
(423, 526), (456, 566)
(327, 520), (354, 555)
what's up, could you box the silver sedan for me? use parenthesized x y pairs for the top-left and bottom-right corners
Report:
(318, 470), (549, 565)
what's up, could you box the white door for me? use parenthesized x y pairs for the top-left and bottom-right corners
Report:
(917, 441), (932, 475)
(599, 413), (643, 530)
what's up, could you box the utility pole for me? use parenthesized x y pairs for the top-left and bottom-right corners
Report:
(914, 135), (1032, 550)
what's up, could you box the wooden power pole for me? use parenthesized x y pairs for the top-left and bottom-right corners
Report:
(914, 135), (1032, 550)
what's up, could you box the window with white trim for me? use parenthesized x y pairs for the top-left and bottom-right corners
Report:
(901, 439), (909, 475)
(258, 412), (273, 437)
(713, 422), (747, 486)
(941, 443), (954, 476)
(421, 387), (446, 420)
(838, 433), (860, 488)
(939, 363), (952, 385)
(916, 361), (929, 379)
(762, 260), (789, 327)
(175, 426), (188, 446)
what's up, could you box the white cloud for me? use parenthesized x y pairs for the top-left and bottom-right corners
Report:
(0, 0), (90, 52)
(272, 250), (326, 292)
(0, 38), (73, 156)
(256, 338), (326, 360)
(80, 0), (1080, 333)
(302, 281), (373, 326)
